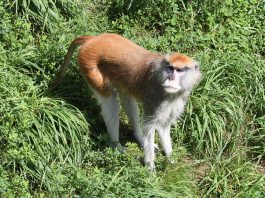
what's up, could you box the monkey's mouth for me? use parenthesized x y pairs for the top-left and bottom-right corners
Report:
(163, 85), (179, 90)
(163, 84), (184, 94)
(162, 78), (184, 94)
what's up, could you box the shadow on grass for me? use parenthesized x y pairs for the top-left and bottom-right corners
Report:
(46, 69), (139, 151)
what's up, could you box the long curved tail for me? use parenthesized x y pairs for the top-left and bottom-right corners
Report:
(50, 36), (95, 89)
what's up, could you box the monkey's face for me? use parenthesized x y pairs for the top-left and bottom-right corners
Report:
(162, 53), (201, 94)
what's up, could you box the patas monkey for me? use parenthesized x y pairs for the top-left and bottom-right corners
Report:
(53, 33), (201, 170)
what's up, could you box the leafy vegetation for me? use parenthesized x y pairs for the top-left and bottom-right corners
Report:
(0, 0), (264, 197)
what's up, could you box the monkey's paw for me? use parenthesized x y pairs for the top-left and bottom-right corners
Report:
(146, 161), (156, 172)
(167, 157), (175, 164)
(110, 142), (127, 153)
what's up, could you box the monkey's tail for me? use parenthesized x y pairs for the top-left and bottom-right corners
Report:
(49, 36), (95, 90)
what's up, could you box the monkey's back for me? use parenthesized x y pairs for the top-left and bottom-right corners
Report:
(78, 33), (160, 98)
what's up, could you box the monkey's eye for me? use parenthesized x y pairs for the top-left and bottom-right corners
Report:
(176, 66), (190, 72)
(168, 65), (175, 71)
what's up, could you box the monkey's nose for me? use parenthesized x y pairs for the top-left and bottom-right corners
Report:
(168, 74), (175, 80)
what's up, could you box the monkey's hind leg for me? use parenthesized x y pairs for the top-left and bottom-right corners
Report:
(120, 94), (143, 147)
(94, 90), (124, 150)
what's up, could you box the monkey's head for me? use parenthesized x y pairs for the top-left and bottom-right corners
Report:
(159, 53), (201, 94)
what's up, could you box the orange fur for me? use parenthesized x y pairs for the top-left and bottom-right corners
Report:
(168, 53), (194, 69)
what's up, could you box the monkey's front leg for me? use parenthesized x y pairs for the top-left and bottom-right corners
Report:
(143, 125), (156, 171)
(158, 125), (174, 164)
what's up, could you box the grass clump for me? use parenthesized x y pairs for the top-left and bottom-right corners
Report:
(0, 65), (90, 193)
(199, 157), (265, 197)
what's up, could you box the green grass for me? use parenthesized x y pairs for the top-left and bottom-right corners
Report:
(0, 0), (264, 197)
